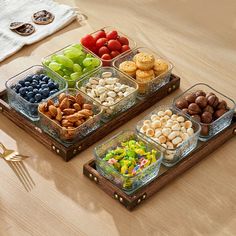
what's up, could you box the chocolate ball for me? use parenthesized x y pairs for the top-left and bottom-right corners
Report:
(214, 109), (227, 119)
(203, 105), (214, 114)
(182, 108), (189, 114)
(191, 114), (201, 122)
(175, 99), (188, 109)
(188, 103), (201, 115)
(195, 96), (207, 108)
(206, 92), (215, 99)
(217, 100), (227, 110)
(185, 93), (196, 103)
(201, 111), (213, 123)
(207, 95), (219, 107)
(201, 125), (209, 136)
(195, 90), (206, 97)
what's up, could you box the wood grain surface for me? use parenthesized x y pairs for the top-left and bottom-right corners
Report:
(0, 0), (236, 235)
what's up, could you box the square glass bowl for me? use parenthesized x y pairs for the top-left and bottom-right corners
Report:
(94, 130), (163, 194)
(5, 65), (67, 121)
(88, 26), (137, 66)
(38, 88), (102, 143)
(136, 105), (201, 167)
(173, 83), (236, 141)
(113, 47), (173, 97)
(76, 67), (138, 122)
(42, 44), (102, 88)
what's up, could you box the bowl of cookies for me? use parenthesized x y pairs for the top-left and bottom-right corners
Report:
(113, 47), (173, 97)
(136, 105), (201, 167)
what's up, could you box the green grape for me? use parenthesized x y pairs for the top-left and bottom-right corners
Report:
(43, 59), (51, 66)
(74, 53), (86, 66)
(72, 43), (83, 50)
(73, 64), (82, 73)
(83, 65), (95, 74)
(83, 58), (94, 67)
(64, 47), (83, 59)
(50, 54), (57, 61)
(91, 58), (100, 67)
(86, 53), (94, 58)
(56, 70), (64, 76)
(70, 72), (82, 81)
(62, 68), (73, 76)
(49, 62), (61, 71)
(63, 75), (70, 80)
(54, 55), (73, 69)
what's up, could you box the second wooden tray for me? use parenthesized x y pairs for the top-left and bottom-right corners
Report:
(0, 74), (180, 161)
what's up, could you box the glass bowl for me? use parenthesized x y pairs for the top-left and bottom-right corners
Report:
(76, 67), (138, 122)
(136, 105), (201, 167)
(87, 26), (137, 66)
(173, 83), (236, 141)
(94, 130), (163, 194)
(113, 47), (173, 97)
(5, 65), (67, 121)
(38, 88), (102, 143)
(42, 44), (102, 88)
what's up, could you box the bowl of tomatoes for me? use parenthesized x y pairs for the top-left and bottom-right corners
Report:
(80, 26), (137, 66)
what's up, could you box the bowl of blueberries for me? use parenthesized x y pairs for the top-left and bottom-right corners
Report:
(5, 65), (67, 121)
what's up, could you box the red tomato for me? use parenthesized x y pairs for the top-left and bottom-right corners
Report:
(98, 46), (110, 57)
(106, 30), (118, 40)
(121, 45), (130, 53)
(107, 39), (122, 51)
(118, 36), (129, 46)
(110, 51), (120, 58)
(101, 54), (112, 60)
(81, 34), (95, 47)
(89, 46), (99, 55)
(94, 30), (106, 41)
(96, 37), (108, 48)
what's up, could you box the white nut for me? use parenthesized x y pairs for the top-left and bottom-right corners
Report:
(146, 128), (155, 137)
(162, 128), (171, 137)
(172, 124), (181, 131)
(165, 154), (174, 160)
(187, 127), (194, 136)
(143, 120), (151, 126)
(160, 117), (167, 124)
(181, 127), (187, 133)
(180, 132), (189, 140)
(168, 131), (178, 140)
(171, 114), (178, 120)
(118, 92), (123, 97)
(159, 135), (166, 144)
(102, 72), (112, 78)
(107, 91), (116, 98)
(97, 87), (106, 94)
(154, 130), (162, 138)
(141, 124), (150, 132)
(184, 120), (192, 129)
(172, 136), (182, 146)
(165, 120), (173, 128)
(164, 109), (172, 116)
(151, 114), (159, 121)
(123, 91), (130, 97)
(166, 141), (174, 149)
(157, 111), (165, 117)
(90, 79), (99, 85)
(164, 115), (170, 120)
(151, 120), (162, 129)
(177, 116), (185, 123)
(98, 79), (105, 86)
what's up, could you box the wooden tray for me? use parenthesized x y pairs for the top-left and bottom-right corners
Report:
(83, 114), (236, 211)
(0, 74), (180, 161)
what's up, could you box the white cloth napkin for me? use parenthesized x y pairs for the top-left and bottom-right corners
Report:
(0, 0), (79, 62)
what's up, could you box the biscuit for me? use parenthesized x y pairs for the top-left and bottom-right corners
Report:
(32, 10), (54, 25)
(135, 52), (155, 70)
(119, 61), (137, 77)
(136, 69), (155, 94)
(153, 59), (168, 76)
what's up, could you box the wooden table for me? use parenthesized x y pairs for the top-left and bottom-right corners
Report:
(0, 1), (236, 235)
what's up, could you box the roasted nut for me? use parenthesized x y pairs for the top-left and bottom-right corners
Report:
(200, 125), (209, 136)
(48, 105), (57, 117)
(55, 108), (62, 121)
(58, 93), (66, 103)
(195, 96), (207, 108)
(38, 102), (47, 112)
(47, 99), (54, 107)
(203, 105), (214, 114)
(44, 111), (53, 119)
(195, 90), (206, 97)
(75, 93), (84, 106)
(188, 103), (201, 115)
(66, 113), (85, 122)
(74, 120), (83, 127)
(185, 94), (196, 103)
(207, 95), (219, 107)
(217, 100), (227, 110)
(67, 95), (76, 103)
(191, 114), (201, 122)
(73, 103), (81, 111)
(59, 97), (70, 110)
(78, 109), (93, 117)
(61, 119), (73, 127)
(63, 108), (76, 115)
(83, 103), (93, 110)
(175, 99), (188, 109)
(214, 109), (227, 119)
(206, 92), (215, 99)
(182, 108), (189, 114)
(201, 111), (212, 123)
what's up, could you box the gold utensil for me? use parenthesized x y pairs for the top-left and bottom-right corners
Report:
(0, 142), (29, 162)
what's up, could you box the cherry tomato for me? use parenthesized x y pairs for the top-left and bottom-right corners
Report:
(89, 46), (99, 55)
(101, 54), (112, 60)
(106, 30), (118, 40)
(110, 51), (120, 58)
(98, 46), (110, 57)
(94, 30), (106, 41)
(118, 36), (129, 46)
(107, 39), (122, 51)
(81, 34), (95, 47)
(96, 37), (108, 48)
(121, 45), (130, 53)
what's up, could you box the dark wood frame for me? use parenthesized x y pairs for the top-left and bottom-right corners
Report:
(83, 115), (236, 211)
(0, 74), (180, 161)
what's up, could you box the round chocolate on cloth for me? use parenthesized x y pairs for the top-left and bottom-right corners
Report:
(32, 10), (55, 25)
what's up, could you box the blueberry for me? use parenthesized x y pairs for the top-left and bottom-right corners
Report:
(31, 82), (37, 88)
(39, 74), (45, 80)
(32, 75), (40, 81)
(15, 84), (22, 92)
(32, 79), (39, 84)
(53, 83), (59, 89)
(49, 89), (58, 96)
(24, 81), (30, 87)
(38, 88), (43, 94)
(29, 98), (35, 103)
(25, 75), (33, 82)
(41, 84), (48, 89)
(48, 82), (55, 90)
(42, 88), (50, 97)
(37, 85), (41, 89)
(19, 87), (27, 95)
(33, 88), (39, 94)
(27, 86), (33, 91)
(27, 91), (34, 98)
(18, 80), (25, 86)
(42, 76), (50, 82)
(39, 81), (46, 86)
(35, 93), (42, 102)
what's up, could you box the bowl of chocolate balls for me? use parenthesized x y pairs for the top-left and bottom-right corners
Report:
(173, 83), (235, 141)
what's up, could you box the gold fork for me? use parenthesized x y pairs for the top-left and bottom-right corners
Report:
(0, 142), (29, 161)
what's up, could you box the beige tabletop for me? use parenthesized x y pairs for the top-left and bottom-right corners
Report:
(0, 0), (236, 235)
